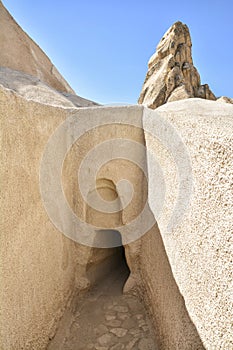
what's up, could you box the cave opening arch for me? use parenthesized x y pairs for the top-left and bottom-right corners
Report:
(84, 178), (130, 288)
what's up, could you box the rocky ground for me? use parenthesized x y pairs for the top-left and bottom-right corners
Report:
(48, 262), (158, 350)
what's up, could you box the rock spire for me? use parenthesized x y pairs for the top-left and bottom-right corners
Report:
(138, 21), (216, 109)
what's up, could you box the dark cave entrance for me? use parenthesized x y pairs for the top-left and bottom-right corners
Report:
(87, 229), (130, 291)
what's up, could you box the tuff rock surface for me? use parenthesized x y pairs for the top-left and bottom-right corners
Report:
(0, 67), (98, 108)
(1, 2), (233, 349)
(217, 96), (233, 104)
(0, 1), (74, 93)
(0, 1), (98, 107)
(138, 21), (216, 109)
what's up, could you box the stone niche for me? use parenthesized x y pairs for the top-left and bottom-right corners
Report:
(61, 105), (147, 295)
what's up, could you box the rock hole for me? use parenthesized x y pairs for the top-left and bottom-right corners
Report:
(87, 229), (130, 292)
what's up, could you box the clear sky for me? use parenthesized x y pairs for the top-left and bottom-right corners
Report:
(3, 0), (233, 104)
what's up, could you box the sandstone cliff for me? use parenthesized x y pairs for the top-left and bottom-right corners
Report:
(138, 21), (216, 109)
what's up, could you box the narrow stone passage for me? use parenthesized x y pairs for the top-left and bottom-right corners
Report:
(48, 249), (158, 350)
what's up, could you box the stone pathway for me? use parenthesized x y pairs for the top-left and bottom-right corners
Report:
(48, 263), (158, 350)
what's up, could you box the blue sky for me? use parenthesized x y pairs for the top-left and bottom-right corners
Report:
(3, 0), (233, 104)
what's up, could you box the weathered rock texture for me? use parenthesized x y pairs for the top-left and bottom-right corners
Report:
(144, 98), (233, 349)
(0, 1), (99, 108)
(0, 0), (74, 93)
(2, 87), (232, 349)
(1, 4), (232, 350)
(217, 96), (233, 104)
(0, 88), (144, 349)
(0, 88), (206, 349)
(138, 21), (216, 109)
(0, 67), (98, 108)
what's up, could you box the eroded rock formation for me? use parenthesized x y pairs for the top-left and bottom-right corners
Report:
(0, 1), (74, 93)
(217, 96), (233, 104)
(0, 1), (98, 107)
(138, 21), (216, 109)
(1, 3), (233, 350)
(0, 67), (98, 108)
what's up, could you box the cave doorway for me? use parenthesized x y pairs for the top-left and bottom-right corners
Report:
(86, 229), (130, 291)
(85, 178), (130, 289)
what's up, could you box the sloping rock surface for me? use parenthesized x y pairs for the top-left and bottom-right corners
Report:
(217, 96), (233, 104)
(0, 1), (75, 93)
(0, 67), (98, 108)
(0, 1), (99, 107)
